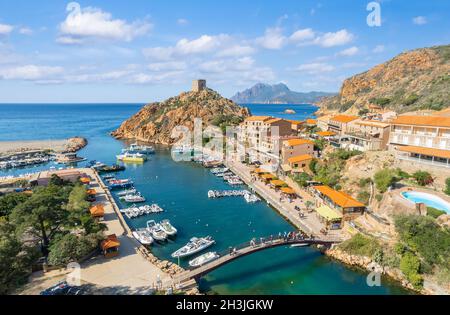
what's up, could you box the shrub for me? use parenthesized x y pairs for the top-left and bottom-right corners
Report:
(374, 169), (398, 193)
(400, 252), (423, 288)
(357, 191), (371, 205)
(375, 194), (383, 202)
(444, 178), (450, 196)
(359, 178), (372, 189)
(339, 234), (382, 257)
(412, 171), (434, 186)
(427, 207), (446, 219)
(292, 172), (311, 188)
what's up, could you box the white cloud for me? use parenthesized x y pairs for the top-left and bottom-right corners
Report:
(294, 62), (335, 74)
(256, 27), (287, 50)
(413, 16), (427, 25)
(216, 45), (256, 57)
(177, 18), (189, 26)
(148, 61), (187, 71)
(0, 65), (64, 80)
(143, 34), (232, 60)
(373, 45), (385, 53)
(313, 29), (354, 47)
(0, 23), (13, 35)
(58, 2), (152, 44)
(19, 27), (33, 35)
(337, 46), (359, 56)
(290, 28), (315, 42)
(199, 57), (255, 73)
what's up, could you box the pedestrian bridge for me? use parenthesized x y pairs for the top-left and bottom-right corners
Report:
(169, 235), (340, 288)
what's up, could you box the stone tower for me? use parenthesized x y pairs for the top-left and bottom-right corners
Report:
(192, 79), (206, 92)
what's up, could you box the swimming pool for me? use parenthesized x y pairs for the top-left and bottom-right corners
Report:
(402, 191), (450, 214)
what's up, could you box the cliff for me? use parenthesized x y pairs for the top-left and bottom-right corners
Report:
(317, 45), (450, 114)
(231, 83), (333, 104)
(112, 89), (250, 145)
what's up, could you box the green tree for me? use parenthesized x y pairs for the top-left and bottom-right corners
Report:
(0, 193), (29, 218)
(399, 252), (423, 288)
(374, 169), (397, 193)
(412, 171), (434, 186)
(314, 138), (326, 151)
(47, 233), (102, 266)
(309, 158), (319, 174)
(445, 178), (450, 196)
(293, 172), (311, 188)
(0, 221), (39, 294)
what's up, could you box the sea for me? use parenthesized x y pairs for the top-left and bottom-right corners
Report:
(0, 103), (410, 295)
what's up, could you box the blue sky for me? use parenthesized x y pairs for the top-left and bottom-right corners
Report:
(0, 0), (448, 103)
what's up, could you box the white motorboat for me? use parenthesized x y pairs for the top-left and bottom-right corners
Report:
(171, 236), (215, 259)
(160, 220), (177, 236)
(146, 220), (168, 242)
(132, 229), (154, 246)
(208, 190), (216, 198)
(117, 189), (137, 197)
(122, 143), (155, 155)
(122, 194), (146, 203)
(188, 252), (220, 268)
(244, 193), (261, 203)
(150, 204), (164, 213)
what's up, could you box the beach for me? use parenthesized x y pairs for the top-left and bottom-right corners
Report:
(0, 138), (87, 156)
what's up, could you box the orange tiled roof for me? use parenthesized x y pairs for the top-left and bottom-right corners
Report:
(265, 118), (283, 124)
(330, 115), (359, 124)
(392, 115), (450, 128)
(287, 120), (305, 125)
(270, 180), (287, 187)
(316, 131), (337, 137)
(314, 185), (365, 208)
(284, 138), (314, 146)
(306, 119), (317, 125)
(245, 116), (272, 122)
(288, 154), (313, 164)
(281, 187), (296, 195)
(398, 145), (450, 159)
(101, 234), (120, 250)
(90, 204), (105, 217)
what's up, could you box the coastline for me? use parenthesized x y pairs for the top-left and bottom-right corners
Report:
(0, 137), (88, 156)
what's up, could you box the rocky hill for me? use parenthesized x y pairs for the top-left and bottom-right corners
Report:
(318, 45), (450, 114)
(231, 83), (333, 104)
(112, 89), (250, 145)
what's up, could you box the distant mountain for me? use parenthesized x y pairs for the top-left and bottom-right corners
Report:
(231, 83), (334, 104)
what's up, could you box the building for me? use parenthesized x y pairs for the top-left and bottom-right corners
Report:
(316, 130), (338, 139)
(287, 120), (305, 132)
(192, 79), (207, 92)
(389, 115), (450, 168)
(317, 115), (332, 131)
(306, 119), (317, 127)
(315, 205), (343, 230)
(238, 116), (295, 164)
(34, 169), (88, 186)
(287, 154), (313, 172)
(311, 185), (365, 219)
(281, 138), (314, 164)
(327, 115), (359, 136)
(341, 120), (391, 151)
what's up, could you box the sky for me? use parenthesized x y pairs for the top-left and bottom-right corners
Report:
(0, 0), (448, 103)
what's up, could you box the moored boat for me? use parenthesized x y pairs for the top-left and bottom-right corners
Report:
(146, 220), (168, 242)
(132, 229), (154, 246)
(122, 193), (146, 203)
(160, 220), (177, 236)
(116, 153), (147, 163)
(171, 236), (215, 259)
(122, 143), (155, 155)
(188, 252), (220, 268)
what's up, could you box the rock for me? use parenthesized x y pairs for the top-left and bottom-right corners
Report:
(65, 137), (88, 153)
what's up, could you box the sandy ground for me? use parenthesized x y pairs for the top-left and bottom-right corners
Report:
(0, 139), (70, 155)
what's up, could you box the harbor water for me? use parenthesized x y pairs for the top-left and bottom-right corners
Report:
(0, 103), (410, 294)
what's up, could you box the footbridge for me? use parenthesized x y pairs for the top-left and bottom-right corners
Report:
(168, 235), (340, 288)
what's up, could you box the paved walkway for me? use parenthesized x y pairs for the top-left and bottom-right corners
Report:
(226, 161), (342, 240)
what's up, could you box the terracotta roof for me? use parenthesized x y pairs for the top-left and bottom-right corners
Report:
(80, 177), (91, 184)
(330, 115), (359, 124)
(391, 115), (450, 128)
(101, 234), (120, 250)
(252, 168), (269, 174)
(265, 118), (283, 124)
(87, 189), (97, 196)
(314, 185), (365, 208)
(281, 187), (296, 195)
(260, 174), (275, 179)
(316, 131), (337, 137)
(284, 138), (314, 146)
(270, 180), (287, 187)
(245, 116), (272, 122)
(288, 154), (313, 164)
(306, 119), (317, 125)
(90, 204), (105, 217)
(287, 120), (305, 125)
(397, 145), (450, 159)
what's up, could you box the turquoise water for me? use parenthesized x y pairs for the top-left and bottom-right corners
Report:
(402, 191), (450, 214)
(0, 103), (409, 294)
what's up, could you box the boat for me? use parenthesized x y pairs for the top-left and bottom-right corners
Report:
(122, 143), (155, 155)
(109, 182), (134, 190)
(160, 220), (177, 237)
(171, 236), (215, 259)
(132, 229), (154, 246)
(98, 164), (126, 173)
(244, 193), (261, 203)
(102, 174), (116, 180)
(116, 153), (147, 163)
(122, 194), (146, 203)
(146, 220), (168, 242)
(188, 252), (220, 268)
(117, 189), (137, 197)
(290, 244), (309, 248)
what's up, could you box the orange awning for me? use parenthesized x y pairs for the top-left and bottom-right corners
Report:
(90, 204), (105, 218)
(270, 180), (287, 187)
(260, 174), (275, 180)
(398, 145), (450, 160)
(87, 189), (97, 196)
(80, 177), (91, 184)
(281, 187), (296, 195)
(253, 168), (269, 174)
(101, 234), (120, 250)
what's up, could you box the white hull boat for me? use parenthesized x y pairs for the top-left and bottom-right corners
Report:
(146, 220), (168, 242)
(189, 252), (220, 268)
(132, 229), (154, 246)
(122, 194), (146, 203)
(117, 189), (137, 197)
(244, 193), (261, 203)
(171, 236), (215, 259)
(160, 220), (177, 237)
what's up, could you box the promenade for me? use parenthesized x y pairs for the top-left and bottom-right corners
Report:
(226, 160), (342, 241)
